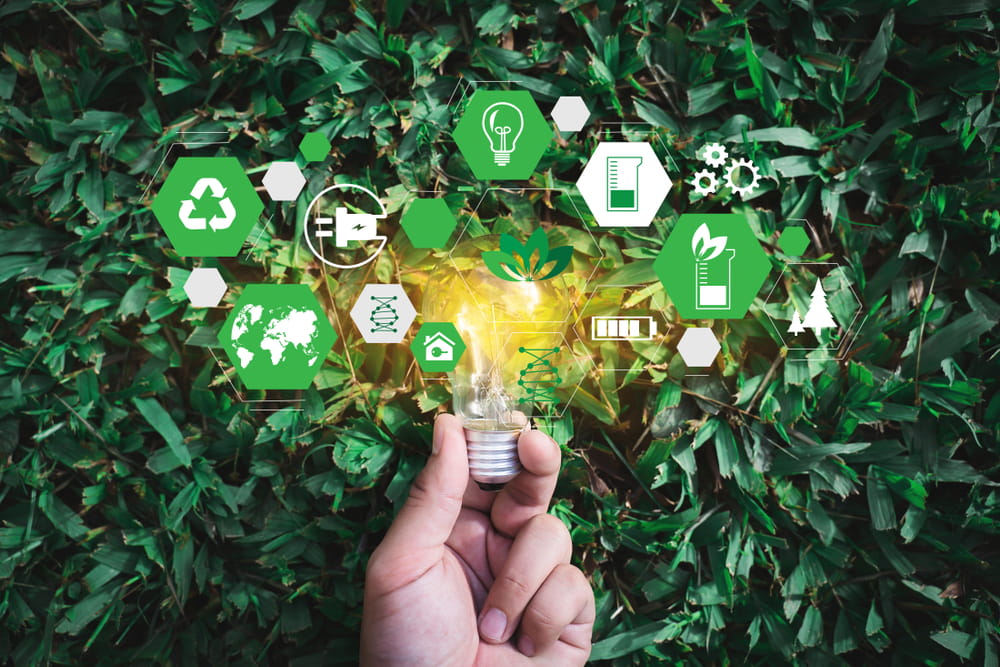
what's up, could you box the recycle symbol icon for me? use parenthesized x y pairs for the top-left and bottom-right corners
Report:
(179, 178), (237, 231)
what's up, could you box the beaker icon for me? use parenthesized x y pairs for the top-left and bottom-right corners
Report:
(606, 156), (643, 212)
(695, 248), (735, 309)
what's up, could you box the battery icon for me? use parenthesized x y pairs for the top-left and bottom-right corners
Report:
(606, 156), (643, 212)
(591, 316), (656, 341)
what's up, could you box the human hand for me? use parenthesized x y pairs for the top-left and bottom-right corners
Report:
(360, 414), (594, 666)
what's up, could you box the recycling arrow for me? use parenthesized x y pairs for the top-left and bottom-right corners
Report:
(179, 177), (236, 231)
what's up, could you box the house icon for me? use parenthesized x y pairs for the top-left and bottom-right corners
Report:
(423, 331), (456, 361)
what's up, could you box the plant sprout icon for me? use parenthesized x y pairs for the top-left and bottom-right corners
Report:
(692, 223), (736, 310)
(481, 101), (524, 166)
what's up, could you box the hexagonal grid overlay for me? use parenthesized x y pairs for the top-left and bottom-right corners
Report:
(551, 96), (590, 133)
(777, 225), (810, 256)
(654, 213), (771, 320)
(218, 284), (337, 390)
(350, 284), (417, 344)
(677, 327), (721, 367)
(298, 132), (331, 162)
(411, 322), (467, 373)
(576, 141), (673, 227)
(151, 157), (263, 257)
(262, 161), (306, 201)
(763, 262), (865, 362)
(183, 267), (227, 307)
(453, 90), (553, 181)
(400, 198), (457, 249)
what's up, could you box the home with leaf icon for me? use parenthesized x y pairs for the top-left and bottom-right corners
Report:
(423, 331), (457, 361)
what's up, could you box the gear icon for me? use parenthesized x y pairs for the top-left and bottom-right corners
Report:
(701, 142), (728, 168)
(691, 169), (718, 196)
(724, 158), (761, 198)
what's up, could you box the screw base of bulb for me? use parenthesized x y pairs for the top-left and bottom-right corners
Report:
(463, 426), (522, 489)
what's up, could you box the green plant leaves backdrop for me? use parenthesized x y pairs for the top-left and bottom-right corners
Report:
(1, 1), (998, 665)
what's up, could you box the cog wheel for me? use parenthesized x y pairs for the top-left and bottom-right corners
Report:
(701, 142), (728, 168)
(692, 169), (718, 196)
(724, 157), (761, 198)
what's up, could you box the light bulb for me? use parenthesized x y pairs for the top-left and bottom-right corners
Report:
(481, 102), (524, 167)
(423, 235), (571, 490)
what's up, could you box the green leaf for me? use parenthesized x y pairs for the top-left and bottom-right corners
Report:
(848, 11), (895, 101)
(931, 631), (977, 660)
(133, 397), (191, 467)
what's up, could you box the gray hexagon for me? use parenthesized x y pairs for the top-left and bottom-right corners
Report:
(551, 96), (590, 133)
(183, 267), (227, 307)
(349, 284), (417, 344)
(676, 327), (720, 367)
(262, 161), (306, 201)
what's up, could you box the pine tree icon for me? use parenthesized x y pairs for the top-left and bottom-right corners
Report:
(788, 310), (805, 335)
(802, 279), (837, 334)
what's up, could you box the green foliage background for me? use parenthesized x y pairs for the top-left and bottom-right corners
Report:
(2, 0), (999, 664)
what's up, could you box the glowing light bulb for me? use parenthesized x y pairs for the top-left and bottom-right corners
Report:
(481, 102), (524, 167)
(423, 235), (570, 490)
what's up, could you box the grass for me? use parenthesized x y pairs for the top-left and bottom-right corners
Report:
(1, 1), (999, 664)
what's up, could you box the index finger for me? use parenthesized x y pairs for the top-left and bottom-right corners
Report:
(489, 428), (561, 538)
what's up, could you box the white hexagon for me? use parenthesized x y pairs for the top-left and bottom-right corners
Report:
(576, 141), (672, 227)
(261, 161), (306, 201)
(183, 267), (227, 308)
(551, 96), (590, 133)
(349, 284), (416, 344)
(676, 327), (720, 367)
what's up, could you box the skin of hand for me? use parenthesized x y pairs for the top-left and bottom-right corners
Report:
(360, 414), (595, 666)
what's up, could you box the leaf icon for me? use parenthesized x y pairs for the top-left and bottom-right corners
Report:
(484, 230), (573, 281)
(482, 250), (528, 281)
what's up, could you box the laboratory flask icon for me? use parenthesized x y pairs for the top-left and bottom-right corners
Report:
(691, 223), (735, 309)
(606, 155), (643, 212)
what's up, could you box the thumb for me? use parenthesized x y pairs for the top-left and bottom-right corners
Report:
(373, 414), (469, 573)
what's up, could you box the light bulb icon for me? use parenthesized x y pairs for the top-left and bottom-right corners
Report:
(481, 101), (524, 167)
(423, 235), (570, 490)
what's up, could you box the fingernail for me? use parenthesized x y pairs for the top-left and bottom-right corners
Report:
(479, 608), (506, 642)
(518, 635), (535, 657)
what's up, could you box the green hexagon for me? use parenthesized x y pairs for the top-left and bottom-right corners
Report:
(654, 213), (771, 319)
(150, 157), (263, 257)
(400, 198), (457, 248)
(298, 131), (331, 162)
(219, 284), (337, 390)
(411, 322), (466, 373)
(453, 90), (552, 180)
(777, 226), (810, 256)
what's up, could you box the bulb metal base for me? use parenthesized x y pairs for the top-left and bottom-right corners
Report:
(464, 426), (522, 491)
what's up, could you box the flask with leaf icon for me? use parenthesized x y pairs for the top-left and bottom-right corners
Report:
(482, 228), (573, 282)
(691, 222), (735, 309)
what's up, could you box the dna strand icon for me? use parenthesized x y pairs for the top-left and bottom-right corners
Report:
(369, 296), (399, 333)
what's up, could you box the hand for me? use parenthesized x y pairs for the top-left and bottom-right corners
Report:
(360, 414), (594, 666)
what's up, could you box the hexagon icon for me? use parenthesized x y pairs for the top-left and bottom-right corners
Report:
(262, 161), (306, 201)
(400, 198), (457, 248)
(654, 213), (770, 319)
(350, 284), (417, 344)
(183, 267), (227, 307)
(677, 328), (720, 367)
(453, 90), (552, 180)
(576, 142), (672, 227)
(218, 284), (337, 390)
(551, 96), (590, 133)
(778, 226), (810, 256)
(411, 322), (466, 372)
(151, 157), (263, 257)
(299, 131), (331, 162)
